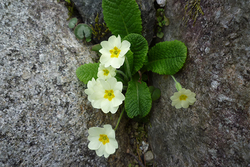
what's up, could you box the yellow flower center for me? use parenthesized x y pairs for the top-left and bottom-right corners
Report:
(104, 90), (115, 101)
(99, 134), (109, 145)
(179, 94), (188, 100)
(110, 46), (121, 58)
(103, 69), (110, 76)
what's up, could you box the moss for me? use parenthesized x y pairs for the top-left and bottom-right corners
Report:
(183, 0), (204, 26)
(60, 0), (76, 20)
(90, 14), (110, 41)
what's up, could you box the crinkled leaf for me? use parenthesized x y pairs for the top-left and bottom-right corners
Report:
(124, 34), (148, 74)
(102, 0), (142, 38)
(146, 40), (187, 75)
(76, 63), (99, 84)
(125, 80), (152, 118)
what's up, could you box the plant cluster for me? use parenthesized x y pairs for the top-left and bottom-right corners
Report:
(74, 0), (196, 158)
(68, 18), (92, 42)
(90, 14), (110, 41)
(156, 8), (169, 38)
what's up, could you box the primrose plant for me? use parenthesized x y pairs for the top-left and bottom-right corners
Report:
(75, 0), (196, 158)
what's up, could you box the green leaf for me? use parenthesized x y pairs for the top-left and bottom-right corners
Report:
(91, 44), (102, 52)
(86, 38), (91, 42)
(146, 40), (187, 75)
(124, 33), (148, 74)
(149, 86), (161, 101)
(74, 23), (92, 40)
(102, 0), (142, 38)
(164, 16), (170, 26)
(125, 79), (152, 118)
(157, 32), (164, 38)
(68, 18), (77, 28)
(157, 16), (162, 22)
(76, 63), (99, 84)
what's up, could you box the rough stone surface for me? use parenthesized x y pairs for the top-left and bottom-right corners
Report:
(0, 0), (133, 166)
(148, 0), (250, 166)
(71, 0), (155, 45)
(156, 0), (167, 7)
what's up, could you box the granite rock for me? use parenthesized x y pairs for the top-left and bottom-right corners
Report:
(0, 0), (133, 166)
(148, 0), (250, 166)
(71, 0), (155, 45)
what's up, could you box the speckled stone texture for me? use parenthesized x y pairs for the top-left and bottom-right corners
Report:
(0, 0), (133, 166)
(148, 0), (250, 166)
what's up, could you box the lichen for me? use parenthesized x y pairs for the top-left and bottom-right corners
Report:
(183, 0), (204, 26)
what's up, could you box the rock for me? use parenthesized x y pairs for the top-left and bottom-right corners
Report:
(148, 0), (250, 166)
(144, 151), (154, 162)
(71, 0), (155, 45)
(0, 0), (133, 166)
(156, 0), (167, 7)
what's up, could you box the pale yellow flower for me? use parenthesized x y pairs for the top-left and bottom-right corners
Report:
(97, 64), (116, 80)
(88, 124), (118, 158)
(170, 88), (196, 109)
(84, 77), (125, 114)
(99, 35), (130, 68)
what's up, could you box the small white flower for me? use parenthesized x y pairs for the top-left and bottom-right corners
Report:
(85, 77), (125, 114)
(88, 124), (118, 158)
(170, 88), (196, 109)
(99, 35), (130, 68)
(97, 64), (116, 80)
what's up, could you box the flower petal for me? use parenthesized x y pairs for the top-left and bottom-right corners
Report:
(100, 55), (111, 66)
(88, 140), (101, 150)
(96, 145), (105, 157)
(88, 127), (103, 136)
(106, 129), (115, 139)
(187, 97), (196, 104)
(113, 81), (123, 91)
(115, 57), (125, 68)
(109, 138), (118, 149)
(108, 35), (119, 47)
(103, 124), (113, 131)
(100, 41), (113, 51)
(174, 103), (182, 109)
(109, 106), (119, 114)
(105, 142), (116, 154)
(112, 92), (124, 106)
(181, 100), (189, 108)
(119, 40), (130, 56)
(103, 152), (110, 158)
(101, 99), (111, 113)
(91, 99), (103, 109)
(99, 78), (111, 90)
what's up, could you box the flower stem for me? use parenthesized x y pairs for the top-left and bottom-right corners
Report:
(125, 56), (132, 79)
(171, 75), (182, 91)
(114, 107), (125, 131)
(116, 70), (129, 83)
